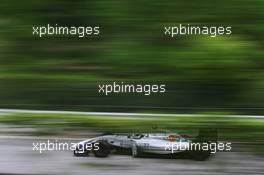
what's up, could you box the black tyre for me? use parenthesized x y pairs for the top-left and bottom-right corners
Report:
(73, 149), (90, 157)
(189, 128), (217, 161)
(93, 140), (112, 158)
(192, 150), (211, 161)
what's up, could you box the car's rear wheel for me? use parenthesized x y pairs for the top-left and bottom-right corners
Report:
(192, 150), (211, 161)
(189, 128), (218, 161)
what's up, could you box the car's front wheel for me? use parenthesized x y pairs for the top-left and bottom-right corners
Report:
(92, 140), (112, 158)
(73, 149), (90, 157)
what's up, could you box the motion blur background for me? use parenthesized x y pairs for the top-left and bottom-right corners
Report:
(0, 0), (264, 175)
(1, 0), (264, 113)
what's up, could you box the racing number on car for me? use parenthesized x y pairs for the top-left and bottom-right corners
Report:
(143, 143), (150, 147)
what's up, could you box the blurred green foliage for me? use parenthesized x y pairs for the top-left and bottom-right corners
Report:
(0, 0), (264, 114)
(0, 113), (263, 144)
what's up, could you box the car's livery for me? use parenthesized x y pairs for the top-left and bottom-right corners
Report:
(74, 130), (218, 160)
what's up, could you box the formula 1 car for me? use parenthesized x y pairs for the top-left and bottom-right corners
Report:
(73, 129), (218, 160)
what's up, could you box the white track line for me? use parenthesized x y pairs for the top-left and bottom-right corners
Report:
(0, 109), (263, 119)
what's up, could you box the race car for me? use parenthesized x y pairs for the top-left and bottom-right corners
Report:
(73, 129), (218, 160)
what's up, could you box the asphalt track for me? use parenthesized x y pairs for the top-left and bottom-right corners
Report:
(0, 137), (263, 175)
(0, 110), (263, 175)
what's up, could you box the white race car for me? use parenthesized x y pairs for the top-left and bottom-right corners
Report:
(74, 130), (217, 160)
